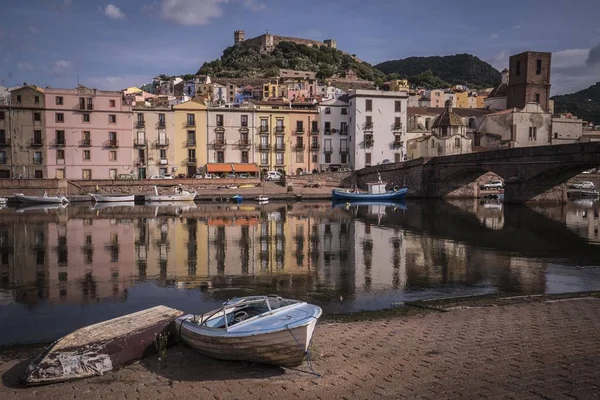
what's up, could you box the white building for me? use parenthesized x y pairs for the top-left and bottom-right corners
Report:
(484, 68), (509, 110)
(318, 98), (350, 171)
(348, 89), (409, 169)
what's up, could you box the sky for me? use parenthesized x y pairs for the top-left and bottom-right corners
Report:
(1, 0), (600, 95)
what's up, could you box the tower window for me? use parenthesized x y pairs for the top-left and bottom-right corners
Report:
(535, 93), (540, 103)
(536, 59), (542, 75)
(516, 60), (521, 76)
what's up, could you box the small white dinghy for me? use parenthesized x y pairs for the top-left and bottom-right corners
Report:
(176, 295), (322, 368)
(14, 191), (69, 204)
(255, 195), (269, 203)
(90, 193), (135, 202)
(145, 185), (196, 202)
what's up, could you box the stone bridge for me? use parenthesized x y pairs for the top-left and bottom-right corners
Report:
(349, 142), (600, 203)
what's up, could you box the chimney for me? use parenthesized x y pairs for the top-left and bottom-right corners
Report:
(445, 99), (453, 113)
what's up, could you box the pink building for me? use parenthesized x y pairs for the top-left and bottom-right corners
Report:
(44, 86), (133, 180)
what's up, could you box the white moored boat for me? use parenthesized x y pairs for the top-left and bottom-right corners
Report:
(14, 191), (69, 204)
(90, 193), (135, 203)
(144, 185), (196, 202)
(176, 295), (322, 368)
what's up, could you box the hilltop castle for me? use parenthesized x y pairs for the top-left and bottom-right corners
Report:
(234, 30), (337, 52)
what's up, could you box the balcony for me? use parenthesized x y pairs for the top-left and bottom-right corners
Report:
(134, 138), (147, 147)
(392, 123), (403, 131)
(311, 128), (319, 135)
(324, 147), (333, 154)
(186, 139), (196, 147)
(155, 138), (169, 146)
(0, 139), (10, 146)
(324, 129), (331, 135)
(187, 158), (197, 165)
(239, 124), (249, 133)
(294, 128), (305, 135)
(340, 147), (349, 154)
(310, 143), (320, 151)
(275, 126), (285, 135)
(363, 122), (374, 131)
(213, 139), (227, 148)
(33, 157), (43, 165)
(80, 139), (91, 147)
(274, 144), (286, 152)
(238, 139), (251, 149)
(215, 124), (225, 132)
(135, 158), (147, 166)
(31, 139), (44, 147)
(0, 158), (6, 165)
(275, 160), (285, 167)
(258, 143), (271, 151)
(294, 144), (305, 151)
(186, 120), (196, 127)
(259, 126), (269, 134)
(51, 140), (66, 147)
(77, 103), (94, 111)
(105, 140), (119, 148)
(157, 121), (166, 129)
(339, 129), (348, 136)
(159, 159), (168, 165)
(392, 141), (403, 148)
(364, 139), (374, 148)
(136, 121), (145, 129)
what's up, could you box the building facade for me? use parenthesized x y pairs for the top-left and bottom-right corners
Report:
(318, 98), (350, 171)
(0, 105), (11, 178)
(255, 104), (290, 173)
(133, 107), (175, 178)
(348, 89), (409, 169)
(507, 51), (552, 112)
(206, 106), (256, 165)
(173, 100), (207, 177)
(287, 105), (319, 174)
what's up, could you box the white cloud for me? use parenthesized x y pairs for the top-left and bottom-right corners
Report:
(551, 48), (600, 95)
(28, 26), (40, 34)
(84, 75), (154, 90)
(513, 25), (520, 30)
(159, 0), (264, 25)
(552, 49), (589, 69)
(490, 33), (499, 39)
(51, 60), (72, 77)
(17, 62), (33, 71)
(104, 4), (125, 20)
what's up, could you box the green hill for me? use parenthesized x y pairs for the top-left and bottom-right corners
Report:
(374, 54), (501, 89)
(197, 41), (385, 82)
(551, 82), (600, 124)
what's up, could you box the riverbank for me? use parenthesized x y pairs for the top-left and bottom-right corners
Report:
(2, 291), (600, 399)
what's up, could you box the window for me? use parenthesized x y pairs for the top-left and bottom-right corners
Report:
(16, 95), (22, 102)
(82, 131), (91, 145)
(365, 115), (372, 128)
(341, 108), (347, 115)
(56, 169), (65, 179)
(312, 153), (317, 163)
(0, 151), (6, 164)
(82, 169), (92, 180)
(34, 95), (40, 104)
(311, 120), (318, 132)
(241, 114), (248, 127)
(56, 149), (64, 160)
(535, 93), (540, 103)
(365, 99), (372, 112)
(0, 130), (5, 144)
(528, 127), (537, 141)
(216, 151), (224, 163)
(83, 150), (91, 160)
(188, 148), (196, 160)
(187, 113), (195, 125)
(55, 130), (65, 145)
(365, 153), (372, 165)
(324, 153), (331, 163)
(109, 169), (117, 179)
(340, 154), (347, 164)
(554, 132), (558, 139)
(260, 152), (268, 165)
(325, 107), (331, 114)
(0, 111), (3, 119)
(241, 151), (249, 163)
(536, 59), (542, 75)
(216, 114), (224, 127)
(33, 130), (42, 144)
(395, 153), (401, 163)
(109, 151), (117, 161)
(394, 117), (402, 129)
(33, 151), (42, 164)
(158, 113), (165, 126)
(83, 113), (90, 122)
(515, 60), (521, 76)
(431, 139), (435, 148)
(34, 112), (41, 121)
(159, 149), (167, 160)
(109, 131), (117, 146)
(276, 152), (284, 165)
(340, 122), (348, 134)
(34, 170), (43, 178)
(296, 120), (304, 132)
(395, 101), (402, 113)
(79, 97), (86, 109)
(109, 99), (116, 107)
(325, 122), (331, 134)
(296, 151), (304, 163)
(455, 137), (460, 147)
(187, 130), (196, 145)
(55, 96), (63, 105)
(107, 114), (116, 124)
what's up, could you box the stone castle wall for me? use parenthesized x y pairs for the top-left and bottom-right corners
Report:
(239, 34), (329, 52)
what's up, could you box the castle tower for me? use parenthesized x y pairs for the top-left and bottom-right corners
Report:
(506, 51), (551, 112)
(234, 30), (245, 45)
(324, 39), (337, 49)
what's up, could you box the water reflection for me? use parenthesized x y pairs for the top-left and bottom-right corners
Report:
(0, 199), (599, 345)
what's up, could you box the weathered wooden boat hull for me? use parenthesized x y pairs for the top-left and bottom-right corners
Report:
(144, 194), (197, 202)
(23, 306), (183, 386)
(14, 194), (69, 204)
(178, 316), (318, 368)
(90, 194), (135, 202)
(331, 187), (408, 202)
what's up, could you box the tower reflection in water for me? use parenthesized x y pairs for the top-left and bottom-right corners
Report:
(0, 199), (599, 313)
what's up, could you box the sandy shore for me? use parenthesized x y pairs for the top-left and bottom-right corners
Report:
(2, 293), (600, 399)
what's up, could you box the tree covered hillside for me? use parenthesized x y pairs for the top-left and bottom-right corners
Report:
(552, 82), (600, 125)
(197, 41), (385, 82)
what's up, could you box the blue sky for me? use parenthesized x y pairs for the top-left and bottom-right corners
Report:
(1, 0), (599, 95)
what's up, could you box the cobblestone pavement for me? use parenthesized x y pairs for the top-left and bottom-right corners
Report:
(2, 298), (600, 399)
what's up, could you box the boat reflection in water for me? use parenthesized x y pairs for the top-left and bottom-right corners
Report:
(0, 198), (599, 345)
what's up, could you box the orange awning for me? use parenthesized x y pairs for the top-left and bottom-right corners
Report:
(206, 164), (259, 173)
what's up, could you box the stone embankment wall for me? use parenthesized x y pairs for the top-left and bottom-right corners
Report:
(284, 171), (353, 188)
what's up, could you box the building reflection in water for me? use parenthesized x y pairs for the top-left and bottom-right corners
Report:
(0, 199), (599, 311)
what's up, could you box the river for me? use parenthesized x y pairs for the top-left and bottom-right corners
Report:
(0, 198), (599, 345)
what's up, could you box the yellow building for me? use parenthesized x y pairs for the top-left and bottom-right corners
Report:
(262, 81), (282, 100)
(287, 106), (319, 174)
(389, 79), (410, 92)
(455, 92), (469, 108)
(255, 104), (290, 173)
(173, 100), (207, 177)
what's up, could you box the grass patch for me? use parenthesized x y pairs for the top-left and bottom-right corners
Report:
(321, 304), (431, 323)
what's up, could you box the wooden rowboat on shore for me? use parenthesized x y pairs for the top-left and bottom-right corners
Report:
(23, 306), (184, 386)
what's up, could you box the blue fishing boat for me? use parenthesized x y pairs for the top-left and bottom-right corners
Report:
(231, 194), (244, 204)
(333, 201), (407, 211)
(332, 173), (408, 202)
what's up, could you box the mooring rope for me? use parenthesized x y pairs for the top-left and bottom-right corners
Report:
(286, 316), (321, 378)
